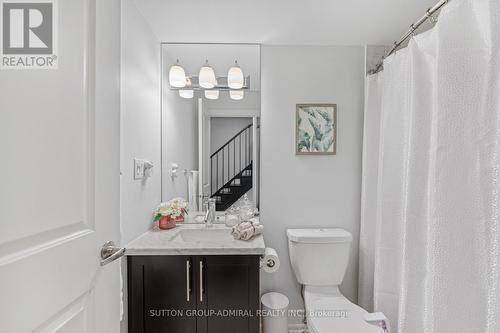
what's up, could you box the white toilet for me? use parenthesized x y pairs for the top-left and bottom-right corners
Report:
(287, 228), (390, 333)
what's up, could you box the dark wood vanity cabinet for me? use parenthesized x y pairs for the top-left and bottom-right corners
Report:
(128, 256), (197, 333)
(128, 255), (260, 333)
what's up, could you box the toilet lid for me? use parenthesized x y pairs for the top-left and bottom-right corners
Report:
(307, 297), (384, 333)
(287, 228), (352, 243)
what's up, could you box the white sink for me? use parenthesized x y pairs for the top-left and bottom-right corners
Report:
(175, 228), (233, 243)
(126, 223), (266, 255)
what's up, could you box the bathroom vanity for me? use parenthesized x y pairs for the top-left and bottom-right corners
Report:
(126, 224), (265, 333)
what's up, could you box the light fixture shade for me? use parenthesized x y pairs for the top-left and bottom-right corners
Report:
(229, 90), (244, 100)
(179, 90), (194, 99)
(227, 61), (244, 89)
(205, 90), (219, 100)
(199, 61), (217, 89)
(169, 60), (186, 88)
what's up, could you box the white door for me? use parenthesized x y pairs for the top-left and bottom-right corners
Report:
(0, 0), (121, 332)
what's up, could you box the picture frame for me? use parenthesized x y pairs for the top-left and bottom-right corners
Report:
(296, 104), (337, 155)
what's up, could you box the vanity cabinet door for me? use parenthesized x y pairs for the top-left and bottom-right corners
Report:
(196, 255), (260, 333)
(128, 256), (197, 333)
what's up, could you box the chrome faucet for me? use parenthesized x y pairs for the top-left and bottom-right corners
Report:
(204, 198), (216, 227)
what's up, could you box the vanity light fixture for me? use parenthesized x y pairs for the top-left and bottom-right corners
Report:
(227, 61), (244, 89)
(169, 60), (247, 98)
(205, 90), (219, 100)
(169, 59), (186, 88)
(229, 90), (244, 100)
(199, 60), (217, 89)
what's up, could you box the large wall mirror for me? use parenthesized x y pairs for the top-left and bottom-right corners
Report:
(161, 43), (261, 213)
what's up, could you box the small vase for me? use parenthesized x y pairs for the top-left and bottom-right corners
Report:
(175, 214), (185, 223)
(159, 215), (176, 230)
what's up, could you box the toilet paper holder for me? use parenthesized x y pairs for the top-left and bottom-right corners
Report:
(261, 257), (276, 268)
(260, 248), (280, 273)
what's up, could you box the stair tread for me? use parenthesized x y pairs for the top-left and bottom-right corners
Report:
(211, 158), (253, 210)
(214, 183), (253, 210)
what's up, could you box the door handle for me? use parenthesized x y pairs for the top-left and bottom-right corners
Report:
(100, 241), (125, 266)
(199, 260), (204, 302)
(186, 259), (191, 302)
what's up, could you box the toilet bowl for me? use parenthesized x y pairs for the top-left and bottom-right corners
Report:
(287, 229), (389, 333)
(304, 286), (385, 333)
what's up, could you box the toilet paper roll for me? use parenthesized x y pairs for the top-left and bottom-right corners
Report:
(261, 248), (280, 273)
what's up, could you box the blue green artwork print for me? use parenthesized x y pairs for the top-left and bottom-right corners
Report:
(296, 104), (337, 155)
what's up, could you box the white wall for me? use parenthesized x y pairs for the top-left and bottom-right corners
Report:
(260, 45), (365, 322)
(161, 85), (198, 202)
(205, 91), (261, 116)
(120, 0), (161, 244)
(120, 1), (161, 330)
(210, 117), (253, 154)
(365, 45), (391, 75)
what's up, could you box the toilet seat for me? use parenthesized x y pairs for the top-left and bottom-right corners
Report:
(304, 286), (384, 333)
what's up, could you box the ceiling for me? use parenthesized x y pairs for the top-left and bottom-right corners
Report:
(134, 0), (439, 46)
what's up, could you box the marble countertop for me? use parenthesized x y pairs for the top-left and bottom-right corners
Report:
(125, 223), (266, 256)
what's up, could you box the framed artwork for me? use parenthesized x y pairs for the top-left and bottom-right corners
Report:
(296, 104), (337, 155)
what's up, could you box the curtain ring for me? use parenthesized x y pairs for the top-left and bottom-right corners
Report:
(393, 42), (398, 56)
(427, 7), (438, 24)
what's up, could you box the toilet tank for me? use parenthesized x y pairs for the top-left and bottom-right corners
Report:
(287, 229), (352, 286)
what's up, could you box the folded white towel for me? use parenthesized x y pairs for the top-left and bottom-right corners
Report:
(239, 226), (253, 240)
(231, 219), (263, 241)
(236, 220), (260, 230)
(240, 225), (264, 240)
(231, 227), (242, 239)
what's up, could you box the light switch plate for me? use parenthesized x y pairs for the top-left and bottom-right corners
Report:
(134, 159), (145, 179)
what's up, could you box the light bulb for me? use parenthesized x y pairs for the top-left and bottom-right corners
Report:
(199, 60), (217, 89)
(205, 90), (219, 100)
(169, 60), (186, 88)
(179, 90), (194, 99)
(229, 90), (244, 100)
(227, 61), (244, 89)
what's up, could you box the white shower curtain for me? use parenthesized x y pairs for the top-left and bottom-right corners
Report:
(359, 0), (500, 332)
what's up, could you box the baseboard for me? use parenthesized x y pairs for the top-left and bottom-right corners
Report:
(288, 323), (307, 333)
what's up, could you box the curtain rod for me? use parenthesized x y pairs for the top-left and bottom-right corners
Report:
(370, 0), (449, 74)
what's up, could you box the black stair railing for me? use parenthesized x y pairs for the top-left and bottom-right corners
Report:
(211, 124), (253, 196)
